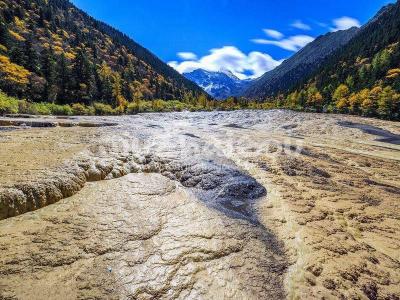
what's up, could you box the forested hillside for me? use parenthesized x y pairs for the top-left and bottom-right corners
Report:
(0, 0), (204, 109)
(244, 28), (359, 99)
(262, 1), (400, 120)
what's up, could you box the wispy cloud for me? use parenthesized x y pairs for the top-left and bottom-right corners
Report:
(315, 21), (328, 28)
(291, 20), (311, 31)
(177, 52), (198, 60)
(331, 17), (361, 31)
(263, 29), (284, 39)
(168, 46), (283, 79)
(252, 35), (314, 52)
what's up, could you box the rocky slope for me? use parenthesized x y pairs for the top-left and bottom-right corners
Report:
(244, 28), (359, 99)
(184, 69), (252, 100)
(0, 111), (400, 299)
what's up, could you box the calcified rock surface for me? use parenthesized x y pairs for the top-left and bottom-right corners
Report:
(0, 110), (399, 299)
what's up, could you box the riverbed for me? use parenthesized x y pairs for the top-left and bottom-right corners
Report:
(0, 110), (399, 299)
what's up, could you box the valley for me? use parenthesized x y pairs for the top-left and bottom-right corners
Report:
(0, 0), (400, 299)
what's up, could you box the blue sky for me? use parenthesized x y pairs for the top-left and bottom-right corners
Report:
(71, 0), (395, 79)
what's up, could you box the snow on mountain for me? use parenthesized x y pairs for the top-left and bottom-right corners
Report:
(184, 69), (253, 100)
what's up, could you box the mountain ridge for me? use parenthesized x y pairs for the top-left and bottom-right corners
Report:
(184, 69), (252, 100)
(243, 27), (360, 99)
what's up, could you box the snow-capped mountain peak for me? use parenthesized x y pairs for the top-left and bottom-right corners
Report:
(183, 69), (252, 100)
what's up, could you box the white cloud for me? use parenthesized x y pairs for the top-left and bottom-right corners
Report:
(168, 46), (283, 79)
(177, 52), (198, 60)
(263, 29), (284, 39)
(331, 17), (361, 31)
(291, 20), (311, 30)
(252, 35), (315, 52)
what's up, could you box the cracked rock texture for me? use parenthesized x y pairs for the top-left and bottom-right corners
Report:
(0, 174), (285, 299)
(1, 110), (400, 299)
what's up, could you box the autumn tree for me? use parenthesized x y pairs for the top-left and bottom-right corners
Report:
(198, 94), (208, 108)
(306, 86), (323, 111)
(361, 86), (381, 116)
(333, 84), (350, 111)
(0, 55), (30, 95)
(377, 86), (399, 119)
(111, 73), (127, 111)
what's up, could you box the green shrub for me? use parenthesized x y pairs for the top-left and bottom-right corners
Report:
(48, 103), (73, 116)
(17, 99), (31, 114)
(127, 101), (153, 114)
(0, 91), (19, 115)
(71, 103), (94, 115)
(29, 103), (52, 115)
(93, 102), (115, 115)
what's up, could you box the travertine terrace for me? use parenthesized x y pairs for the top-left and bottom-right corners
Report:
(0, 110), (399, 299)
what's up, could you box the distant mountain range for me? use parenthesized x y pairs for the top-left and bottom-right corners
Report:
(184, 28), (360, 100)
(184, 69), (252, 100)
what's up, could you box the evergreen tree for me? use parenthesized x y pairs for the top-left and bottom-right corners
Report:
(0, 21), (12, 49)
(9, 42), (26, 66)
(57, 53), (70, 104)
(41, 47), (58, 102)
(24, 37), (39, 73)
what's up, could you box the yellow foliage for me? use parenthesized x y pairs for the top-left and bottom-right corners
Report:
(0, 44), (7, 52)
(14, 17), (25, 29)
(0, 55), (31, 86)
(116, 94), (128, 109)
(312, 92), (323, 105)
(387, 68), (400, 75)
(386, 69), (400, 79)
(370, 86), (383, 98)
(62, 30), (70, 39)
(53, 46), (64, 54)
(361, 98), (374, 111)
(8, 30), (25, 42)
(65, 52), (76, 60)
(386, 73), (400, 79)
(99, 62), (112, 79)
(51, 33), (62, 41)
(333, 84), (350, 110)
(336, 98), (349, 110)
(348, 93), (359, 110)
(105, 37), (113, 45)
